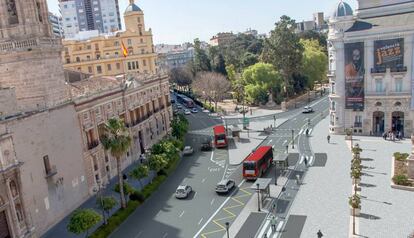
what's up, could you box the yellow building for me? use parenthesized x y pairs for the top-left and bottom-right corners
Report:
(62, 0), (157, 76)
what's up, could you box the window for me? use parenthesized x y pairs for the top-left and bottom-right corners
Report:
(116, 63), (121, 70)
(354, 115), (362, 127)
(66, 58), (70, 63)
(110, 19), (115, 23)
(137, 17), (141, 23)
(331, 101), (336, 111)
(331, 82), (335, 94)
(115, 52), (119, 56)
(86, 55), (91, 60)
(128, 62), (132, 70)
(107, 64), (111, 71)
(76, 57), (80, 62)
(88, 66), (92, 73)
(141, 49), (145, 54)
(97, 65), (102, 74)
(135, 61), (139, 68)
(330, 114), (335, 126)
(143, 59), (147, 66)
(395, 79), (403, 92)
(114, 41), (119, 46)
(127, 39), (132, 45)
(109, 12), (115, 16)
(140, 38), (143, 43)
(64, 4), (68, 9)
(375, 79), (383, 92)
(87, 45), (91, 50)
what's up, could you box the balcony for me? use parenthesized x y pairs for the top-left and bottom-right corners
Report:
(370, 67), (386, 74)
(45, 165), (57, 178)
(354, 122), (362, 128)
(327, 70), (336, 77)
(390, 66), (407, 73)
(87, 140), (99, 150)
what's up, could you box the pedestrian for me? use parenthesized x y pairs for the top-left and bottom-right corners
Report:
(317, 230), (323, 238)
(304, 156), (308, 167)
(306, 129), (309, 136)
(270, 215), (277, 232)
(327, 135), (331, 144)
(250, 108), (253, 115)
(382, 132), (387, 140)
(399, 131), (403, 140)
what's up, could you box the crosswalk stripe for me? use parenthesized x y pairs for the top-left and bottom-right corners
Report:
(257, 219), (270, 238)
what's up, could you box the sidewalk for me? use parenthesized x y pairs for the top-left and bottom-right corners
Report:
(228, 118), (288, 165)
(43, 160), (157, 238)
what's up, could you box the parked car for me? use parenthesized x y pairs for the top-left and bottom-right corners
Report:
(302, 106), (314, 113)
(215, 179), (235, 194)
(184, 109), (191, 115)
(177, 105), (183, 109)
(175, 185), (192, 199)
(183, 146), (194, 155)
(200, 139), (213, 151)
(191, 108), (198, 113)
(171, 99), (176, 104)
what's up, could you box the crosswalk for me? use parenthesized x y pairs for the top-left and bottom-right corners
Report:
(256, 218), (284, 238)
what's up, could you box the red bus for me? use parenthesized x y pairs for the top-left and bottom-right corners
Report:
(213, 125), (227, 148)
(243, 146), (273, 180)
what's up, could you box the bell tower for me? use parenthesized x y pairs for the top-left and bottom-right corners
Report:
(124, 0), (146, 34)
(0, 0), (69, 112)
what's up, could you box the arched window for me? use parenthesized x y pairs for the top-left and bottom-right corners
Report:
(394, 101), (402, 107)
(10, 180), (18, 197)
(36, 1), (43, 22)
(15, 203), (23, 222)
(6, 0), (19, 24)
(375, 102), (382, 107)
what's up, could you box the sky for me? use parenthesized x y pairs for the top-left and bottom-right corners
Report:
(47, 0), (358, 44)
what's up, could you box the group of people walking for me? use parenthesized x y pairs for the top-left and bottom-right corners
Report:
(382, 130), (403, 141)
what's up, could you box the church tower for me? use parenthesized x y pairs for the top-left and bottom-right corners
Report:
(124, 0), (147, 35)
(0, 0), (69, 112)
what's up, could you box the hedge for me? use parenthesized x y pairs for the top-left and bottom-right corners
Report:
(394, 152), (409, 161)
(89, 151), (182, 237)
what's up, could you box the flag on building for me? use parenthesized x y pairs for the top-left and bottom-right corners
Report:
(121, 41), (128, 57)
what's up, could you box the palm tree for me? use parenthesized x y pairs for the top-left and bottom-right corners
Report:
(101, 118), (131, 209)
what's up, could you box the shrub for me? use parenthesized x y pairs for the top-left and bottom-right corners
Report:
(348, 194), (361, 209)
(394, 152), (409, 161)
(393, 174), (411, 186)
(114, 182), (135, 195)
(345, 128), (352, 136)
(129, 191), (145, 203)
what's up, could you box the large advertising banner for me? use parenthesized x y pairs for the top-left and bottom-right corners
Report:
(374, 38), (404, 68)
(345, 42), (364, 110)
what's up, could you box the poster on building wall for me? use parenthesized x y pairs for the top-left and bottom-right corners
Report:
(345, 42), (364, 110)
(374, 38), (404, 68)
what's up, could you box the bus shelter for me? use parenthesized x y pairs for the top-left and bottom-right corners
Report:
(250, 178), (272, 205)
(273, 153), (289, 170)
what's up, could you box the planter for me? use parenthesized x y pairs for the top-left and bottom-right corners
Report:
(345, 135), (352, 140)
(350, 207), (360, 216)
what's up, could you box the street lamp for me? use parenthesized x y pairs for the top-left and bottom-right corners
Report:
(291, 129), (295, 149)
(256, 183), (261, 212)
(274, 161), (278, 185)
(225, 222), (230, 238)
(286, 144), (289, 154)
(273, 115), (276, 128)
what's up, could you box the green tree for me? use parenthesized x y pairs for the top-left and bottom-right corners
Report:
(262, 15), (303, 99)
(100, 118), (132, 209)
(193, 38), (211, 72)
(96, 196), (117, 221)
(171, 114), (189, 140)
(242, 63), (282, 104)
(67, 209), (101, 237)
(300, 39), (328, 90)
(130, 165), (149, 189)
(298, 30), (327, 53)
(241, 52), (259, 69)
(148, 154), (168, 173)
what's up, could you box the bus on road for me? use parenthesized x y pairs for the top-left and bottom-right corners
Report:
(243, 146), (273, 180)
(213, 125), (227, 148)
(176, 94), (195, 108)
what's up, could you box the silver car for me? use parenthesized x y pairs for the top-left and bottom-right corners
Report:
(175, 185), (192, 199)
(183, 146), (194, 155)
(215, 179), (235, 194)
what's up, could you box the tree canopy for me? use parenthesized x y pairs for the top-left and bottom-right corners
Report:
(67, 209), (101, 237)
(300, 39), (328, 89)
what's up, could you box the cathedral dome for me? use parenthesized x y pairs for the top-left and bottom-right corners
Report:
(125, 0), (142, 14)
(332, 1), (353, 18)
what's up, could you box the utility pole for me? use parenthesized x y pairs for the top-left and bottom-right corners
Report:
(242, 93), (246, 130)
(291, 129), (295, 149)
(256, 183), (261, 212)
(273, 115), (276, 128)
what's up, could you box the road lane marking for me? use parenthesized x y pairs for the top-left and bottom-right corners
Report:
(210, 198), (215, 206)
(194, 191), (197, 199)
(179, 211), (185, 218)
(202, 178), (206, 183)
(198, 217), (204, 225)
(283, 140), (287, 145)
(267, 139), (273, 145)
(193, 180), (246, 238)
(156, 211), (162, 217)
(162, 233), (168, 238)
(135, 231), (143, 238)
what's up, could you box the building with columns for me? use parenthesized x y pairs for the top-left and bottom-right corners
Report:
(0, 0), (171, 236)
(62, 0), (157, 77)
(328, 0), (414, 137)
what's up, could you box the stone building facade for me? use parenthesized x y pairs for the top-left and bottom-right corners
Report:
(62, 1), (157, 77)
(328, 0), (414, 137)
(0, 0), (171, 237)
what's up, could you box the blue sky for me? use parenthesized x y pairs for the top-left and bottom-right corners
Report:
(47, 0), (358, 44)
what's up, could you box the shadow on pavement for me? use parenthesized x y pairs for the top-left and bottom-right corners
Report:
(358, 213), (381, 220)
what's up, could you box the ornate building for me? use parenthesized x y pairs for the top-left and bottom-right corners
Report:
(328, 0), (414, 137)
(62, 0), (157, 77)
(0, 0), (171, 236)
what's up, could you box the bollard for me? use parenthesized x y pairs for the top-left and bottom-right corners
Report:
(296, 174), (301, 185)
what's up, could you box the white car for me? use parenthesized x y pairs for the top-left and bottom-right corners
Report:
(175, 185), (192, 199)
(184, 109), (191, 115)
(215, 179), (235, 194)
(177, 105), (183, 109)
(191, 108), (198, 113)
(183, 146), (194, 155)
(302, 106), (314, 113)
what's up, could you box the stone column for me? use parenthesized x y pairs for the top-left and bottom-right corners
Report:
(5, 179), (20, 237)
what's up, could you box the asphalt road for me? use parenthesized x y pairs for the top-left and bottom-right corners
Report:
(110, 96), (329, 238)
